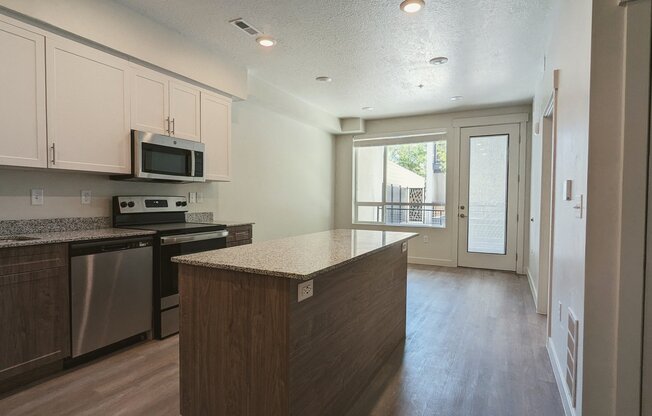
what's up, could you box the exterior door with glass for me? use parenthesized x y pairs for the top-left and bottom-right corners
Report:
(458, 124), (520, 271)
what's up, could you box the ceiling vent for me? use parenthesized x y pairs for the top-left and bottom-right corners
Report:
(229, 18), (261, 36)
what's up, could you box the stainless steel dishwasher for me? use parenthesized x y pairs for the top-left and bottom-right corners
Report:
(70, 236), (153, 357)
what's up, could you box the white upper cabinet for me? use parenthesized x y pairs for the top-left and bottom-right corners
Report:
(131, 64), (201, 142)
(0, 18), (47, 168)
(0, 16), (231, 177)
(201, 91), (232, 181)
(46, 36), (131, 174)
(170, 81), (201, 142)
(131, 66), (169, 135)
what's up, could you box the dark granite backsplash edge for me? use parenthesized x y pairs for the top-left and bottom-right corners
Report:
(0, 217), (112, 236)
(0, 212), (215, 235)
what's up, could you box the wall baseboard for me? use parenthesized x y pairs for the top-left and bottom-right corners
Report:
(547, 338), (575, 416)
(526, 268), (540, 313)
(408, 257), (456, 267)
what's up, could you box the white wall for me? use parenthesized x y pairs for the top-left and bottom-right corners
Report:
(531, 0), (591, 413)
(214, 100), (335, 241)
(334, 105), (531, 267)
(532, 1), (651, 415)
(0, 100), (335, 242)
(583, 2), (650, 416)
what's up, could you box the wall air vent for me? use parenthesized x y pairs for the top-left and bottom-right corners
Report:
(229, 18), (261, 36)
(566, 309), (580, 407)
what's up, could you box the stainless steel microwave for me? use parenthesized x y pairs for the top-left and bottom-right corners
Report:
(113, 130), (205, 183)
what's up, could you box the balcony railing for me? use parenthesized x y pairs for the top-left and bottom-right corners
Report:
(355, 203), (445, 227)
(384, 203), (446, 227)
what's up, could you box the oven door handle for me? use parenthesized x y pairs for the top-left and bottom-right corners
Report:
(160, 230), (229, 246)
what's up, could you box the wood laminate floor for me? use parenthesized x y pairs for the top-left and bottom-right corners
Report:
(0, 266), (563, 416)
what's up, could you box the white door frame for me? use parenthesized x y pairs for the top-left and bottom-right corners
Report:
(530, 94), (556, 316)
(453, 114), (529, 273)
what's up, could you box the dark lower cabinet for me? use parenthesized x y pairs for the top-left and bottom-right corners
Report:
(0, 244), (70, 391)
(226, 224), (253, 248)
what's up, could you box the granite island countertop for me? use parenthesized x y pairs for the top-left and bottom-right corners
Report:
(0, 228), (157, 249)
(172, 229), (418, 280)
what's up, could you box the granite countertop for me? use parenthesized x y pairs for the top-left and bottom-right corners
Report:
(172, 229), (418, 280)
(216, 220), (255, 227)
(0, 228), (157, 249)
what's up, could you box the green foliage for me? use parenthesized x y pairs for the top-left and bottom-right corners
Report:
(388, 141), (447, 177)
(388, 143), (427, 176)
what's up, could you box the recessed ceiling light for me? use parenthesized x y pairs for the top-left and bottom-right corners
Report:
(315, 76), (332, 83)
(450, 96), (463, 101)
(256, 35), (276, 47)
(400, 0), (425, 13)
(429, 56), (449, 65)
(362, 106), (375, 111)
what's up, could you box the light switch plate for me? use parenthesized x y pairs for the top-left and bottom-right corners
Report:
(422, 235), (429, 244)
(31, 189), (44, 206)
(559, 301), (563, 321)
(563, 180), (573, 201)
(81, 190), (92, 205)
(402, 242), (408, 252)
(298, 280), (314, 302)
(189, 192), (197, 204)
(196, 192), (204, 203)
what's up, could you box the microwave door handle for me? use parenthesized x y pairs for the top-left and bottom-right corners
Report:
(190, 151), (196, 177)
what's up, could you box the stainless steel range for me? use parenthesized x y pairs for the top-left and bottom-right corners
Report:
(113, 196), (228, 339)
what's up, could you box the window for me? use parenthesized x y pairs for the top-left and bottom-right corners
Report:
(353, 134), (447, 228)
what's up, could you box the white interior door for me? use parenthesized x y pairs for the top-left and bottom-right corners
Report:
(458, 124), (521, 271)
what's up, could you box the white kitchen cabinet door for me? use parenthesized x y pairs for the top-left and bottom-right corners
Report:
(46, 36), (131, 174)
(0, 19), (47, 168)
(201, 91), (231, 181)
(170, 81), (201, 142)
(131, 65), (169, 135)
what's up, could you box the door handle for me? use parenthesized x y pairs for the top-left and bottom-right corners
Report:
(171, 118), (176, 136)
(50, 143), (56, 165)
(459, 213), (466, 218)
(165, 117), (170, 134)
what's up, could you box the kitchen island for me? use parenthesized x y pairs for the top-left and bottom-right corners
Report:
(173, 229), (418, 416)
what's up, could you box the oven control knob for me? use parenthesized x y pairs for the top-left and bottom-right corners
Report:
(120, 201), (128, 208)
(176, 201), (183, 207)
(181, 201), (187, 207)
(127, 201), (135, 208)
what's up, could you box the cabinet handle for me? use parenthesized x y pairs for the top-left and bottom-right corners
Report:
(50, 143), (56, 165)
(165, 117), (170, 134)
(171, 118), (175, 136)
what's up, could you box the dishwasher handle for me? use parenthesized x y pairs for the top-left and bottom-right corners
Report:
(70, 236), (153, 256)
(100, 243), (135, 252)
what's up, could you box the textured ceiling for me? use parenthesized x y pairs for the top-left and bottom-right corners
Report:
(113, 0), (553, 119)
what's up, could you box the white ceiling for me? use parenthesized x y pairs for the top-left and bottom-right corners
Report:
(113, 0), (553, 119)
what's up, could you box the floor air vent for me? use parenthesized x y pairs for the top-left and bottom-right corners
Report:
(229, 18), (261, 36)
(566, 309), (579, 407)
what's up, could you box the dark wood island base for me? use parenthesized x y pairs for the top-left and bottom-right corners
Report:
(178, 236), (411, 416)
